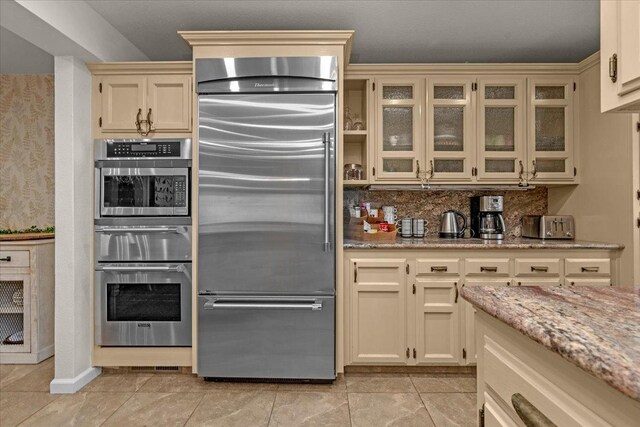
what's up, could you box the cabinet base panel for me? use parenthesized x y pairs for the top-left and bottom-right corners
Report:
(345, 365), (476, 374)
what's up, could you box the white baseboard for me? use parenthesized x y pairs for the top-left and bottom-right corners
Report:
(50, 366), (102, 394)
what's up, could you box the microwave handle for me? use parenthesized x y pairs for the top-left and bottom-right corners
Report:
(95, 226), (183, 233)
(97, 265), (185, 272)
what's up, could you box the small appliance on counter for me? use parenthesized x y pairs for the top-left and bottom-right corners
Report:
(439, 210), (467, 238)
(344, 163), (363, 180)
(522, 215), (575, 239)
(470, 196), (506, 240)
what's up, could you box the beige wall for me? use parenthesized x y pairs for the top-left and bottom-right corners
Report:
(548, 62), (637, 285)
(0, 74), (54, 229)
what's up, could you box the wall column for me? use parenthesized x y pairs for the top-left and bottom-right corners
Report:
(50, 56), (100, 393)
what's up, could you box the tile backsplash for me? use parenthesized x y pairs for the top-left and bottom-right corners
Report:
(344, 187), (548, 238)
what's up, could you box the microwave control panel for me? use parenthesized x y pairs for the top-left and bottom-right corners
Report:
(106, 141), (182, 158)
(174, 176), (187, 209)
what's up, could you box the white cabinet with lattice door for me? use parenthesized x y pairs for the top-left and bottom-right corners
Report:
(0, 240), (54, 364)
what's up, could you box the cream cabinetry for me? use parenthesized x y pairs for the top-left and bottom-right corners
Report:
(476, 310), (640, 426)
(350, 68), (578, 185)
(344, 248), (618, 367)
(527, 77), (576, 181)
(0, 240), (54, 364)
(374, 78), (424, 180)
(601, 0), (640, 113)
(349, 258), (407, 363)
(89, 62), (193, 138)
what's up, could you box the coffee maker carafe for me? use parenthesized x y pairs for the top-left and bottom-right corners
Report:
(470, 196), (506, 240)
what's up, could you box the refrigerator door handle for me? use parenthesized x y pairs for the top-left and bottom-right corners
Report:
(322, 131), (331, 252)
(203, 298), (323, 311)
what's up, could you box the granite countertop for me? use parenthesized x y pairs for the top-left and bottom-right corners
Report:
(461, 286), (640, 402)
(343, 237), (623, 250)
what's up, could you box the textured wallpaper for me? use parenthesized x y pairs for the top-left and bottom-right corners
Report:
(0, 75), (54, 229)
(344, 187), (548, 238)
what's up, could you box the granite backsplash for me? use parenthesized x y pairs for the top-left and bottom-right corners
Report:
(344, 187), (548, 238)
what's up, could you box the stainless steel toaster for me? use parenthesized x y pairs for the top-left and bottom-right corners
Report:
(522, 215), (575, 240)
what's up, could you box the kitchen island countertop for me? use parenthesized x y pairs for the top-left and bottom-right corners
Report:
(343, 237), (623, 250)
(461, 285), (640, 402)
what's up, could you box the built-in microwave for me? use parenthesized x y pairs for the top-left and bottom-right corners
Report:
(95, 139), (191, 218)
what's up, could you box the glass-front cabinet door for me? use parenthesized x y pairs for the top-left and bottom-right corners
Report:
(374, 78), (423, 180)
(527, 77), (575, 181)
(477, 78), (526, 181)
(427, 78), (474, 181)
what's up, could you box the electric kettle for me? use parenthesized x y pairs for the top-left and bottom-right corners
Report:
(439, 210), (467, 238)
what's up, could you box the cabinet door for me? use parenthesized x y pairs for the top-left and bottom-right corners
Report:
(374, 78), (423, 180)
(527, 77), (575, 181)
(415, 278), (460, 364)
(427, 78), (474, 181)
(477, 78), (526, 181)
(0, 272), (31, 353)
(350, 258), (407, 363)
(148, 75), (192, 131)
(100, 76), (146, 132)
(462, 279), (511, 364)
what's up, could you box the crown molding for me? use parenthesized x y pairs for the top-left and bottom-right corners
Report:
(87, 61), (193, 75)
(577, 51), (600, 73)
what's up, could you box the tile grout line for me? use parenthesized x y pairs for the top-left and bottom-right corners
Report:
(181, 392), (206, 426)
(418, 391), (438, 426)
(345, 391), (354, 427)
(97, 389), (139, 426)
(14, 392), (62, 426)
(266, 388), (277, 427)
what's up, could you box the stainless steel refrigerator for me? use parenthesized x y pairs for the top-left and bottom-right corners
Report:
(196, 57), (337, 381)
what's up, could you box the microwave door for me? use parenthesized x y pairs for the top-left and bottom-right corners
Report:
(100, 167), (188, 216)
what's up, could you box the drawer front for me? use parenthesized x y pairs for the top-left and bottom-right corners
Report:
(484, 392), (518, 427)
(0, 250), (30, 268)
(514, 258), (560, 276)
(565, 258), (610, 276)
(484, 336), (607, 426)
(416, 258), (460, 275)
(513, 278), (562, 287)
(563, 278), (612, 287)
(465, 258), (510, 276)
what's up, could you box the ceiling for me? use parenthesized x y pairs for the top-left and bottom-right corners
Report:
(0, 0), (600, 74)
(85, 0), (600, 63)
(0, 27), (53, 74)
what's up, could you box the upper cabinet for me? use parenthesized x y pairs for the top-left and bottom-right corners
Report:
(477, 78), (526, 182)
(527, 77), (576, 181)
(601, 0), (640, 113)
(355, 71), (577, 186)
(374, 78), (424, 180)
(427, 77), (474, 181)
(89, 62), (193, 138)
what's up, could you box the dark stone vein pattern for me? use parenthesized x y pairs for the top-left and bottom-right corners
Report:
(461, 286), (640, 402)
(344, 237), (623, 250)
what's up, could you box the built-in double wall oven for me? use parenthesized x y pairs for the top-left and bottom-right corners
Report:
(94, 138), (192, 347)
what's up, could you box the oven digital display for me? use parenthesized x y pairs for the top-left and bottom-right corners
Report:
(131, 144), (157, 152)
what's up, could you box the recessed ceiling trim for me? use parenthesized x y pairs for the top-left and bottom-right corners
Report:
(87, 61), (192, 75)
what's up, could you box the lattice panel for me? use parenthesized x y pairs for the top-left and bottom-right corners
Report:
(0, 280), (25, 347)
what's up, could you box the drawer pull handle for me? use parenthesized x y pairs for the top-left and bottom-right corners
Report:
(530, 266), (549, 273)
(454, 282), (458, 303)
(581, 267), (600, 273)
(431, 266), (448, 272)
(480, 266), (498, 273)
(0, 256), (11, 262)
(511, 393), (557, 427)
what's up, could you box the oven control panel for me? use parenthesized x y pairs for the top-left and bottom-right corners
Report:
(106, 141), (182, 158)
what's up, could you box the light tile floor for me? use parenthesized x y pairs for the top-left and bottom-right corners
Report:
(0, 358), (477, 426)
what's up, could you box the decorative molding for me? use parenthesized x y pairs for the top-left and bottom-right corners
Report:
(49, 367), (102, 394)
(178, 30), (354, 63)
(86, 61), (193, 75)
(577, 51), (600, 73)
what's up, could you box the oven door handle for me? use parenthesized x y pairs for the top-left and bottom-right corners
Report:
(97, 265), (186, 272)
(203, 299), (323, 311)
(95, 226), (184, 233)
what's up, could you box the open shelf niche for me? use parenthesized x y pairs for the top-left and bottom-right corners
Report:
(343, 78), (371, 186)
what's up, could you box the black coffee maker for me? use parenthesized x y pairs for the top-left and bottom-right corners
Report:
(470, 196), (505, 240)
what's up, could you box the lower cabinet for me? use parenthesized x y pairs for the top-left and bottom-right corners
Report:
(415, 278), (460, 364)
(345, 250), (616, 367)
(349, 258), (407, 363)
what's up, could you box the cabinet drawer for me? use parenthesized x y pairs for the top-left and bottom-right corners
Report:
(465, 258), (510, 276)
(484, 336), (606, 426)
(483, 392), (518, 427)
(416, 258), (460, 275)
(514, 258), (560, 276)
(0, 250), (30, 268)
(563, 278), (612, 287)
(565, 258), (610, 276)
